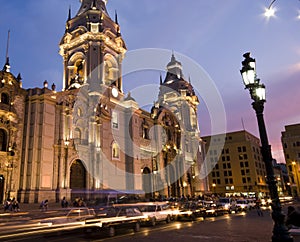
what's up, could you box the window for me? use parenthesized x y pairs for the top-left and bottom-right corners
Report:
(243, 154), (248, 159)
(142, 119), (150, 139)
(241, 170), (245, 176)
(222, 156), (226, 162)
(223, 163), (226, 169)
(240, 162), (244, 168)
(242, 177), (246, 184)
(112, 111), (118, 129)
(245, 161), (249, 167)
(242, 146), (246, 152)
(112, 142), (120, 159)
(228, 171), (232, 176)
(215, 164), (219, 170)
(0, 129), (7, 151)
(226, 156), (230, 161)
(238, 147), (242, 152)
(229, 178), (233, 184)
(227, 163), (231, 169)
(1, 92), (9, 104)
(217, 179), (221, 185)
(239, 155), (243, 160)
(224, 171), (228, 177)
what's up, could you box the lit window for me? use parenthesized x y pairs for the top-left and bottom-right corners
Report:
(112, 142), (120, 159)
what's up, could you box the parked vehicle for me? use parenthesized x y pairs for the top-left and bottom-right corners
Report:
(235, 199), (250, 211)
(204, 203), (226, 217)
(40, 208), (96, 225)
(84, 206), (145, 237)
(246, 199), (256, 209)
(218, 197), (237, 213)
(135, 202), (172, 226)
(175, 202), (206, 221)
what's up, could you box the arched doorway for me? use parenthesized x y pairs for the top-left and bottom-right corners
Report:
(70, 160), (87, 201)
(142, 167), (152, 200)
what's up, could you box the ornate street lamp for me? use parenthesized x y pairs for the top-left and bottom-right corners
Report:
(240, 52), (293, 242)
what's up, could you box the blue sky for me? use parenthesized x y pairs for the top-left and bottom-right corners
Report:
(1, 0), (300, 162)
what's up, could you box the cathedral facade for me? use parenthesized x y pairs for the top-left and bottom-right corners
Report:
(0, 0), (208, 204)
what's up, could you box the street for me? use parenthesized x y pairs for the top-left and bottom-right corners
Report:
(0, 208), (275, 242)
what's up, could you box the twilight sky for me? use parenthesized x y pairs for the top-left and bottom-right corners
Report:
(0, 0), (300, 162)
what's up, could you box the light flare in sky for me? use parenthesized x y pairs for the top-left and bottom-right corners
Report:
(264, 6), (276, 18)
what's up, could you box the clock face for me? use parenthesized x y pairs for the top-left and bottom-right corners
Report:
(112, 87), (119, 98)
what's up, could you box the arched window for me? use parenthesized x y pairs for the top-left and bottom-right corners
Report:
(104, 54), (119, 87)
(74, 59), (84, 82)
(0, 129), (8, 152)
(112, 142), (120, 159)
(74, 128), (81, 140)
(1, 93), (9, 105)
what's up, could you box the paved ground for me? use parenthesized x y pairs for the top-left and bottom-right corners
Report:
(0, 201), (299, 242)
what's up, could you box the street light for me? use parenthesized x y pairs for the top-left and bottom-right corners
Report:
(240, 52), (293, 242)
(212, 183), (216, 194)
(264, 0), (277, 18)
(264, 0), (300, 19)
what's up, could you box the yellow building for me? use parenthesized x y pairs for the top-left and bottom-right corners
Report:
(281, 124), (300, 197)
(202, 130), (268, 197)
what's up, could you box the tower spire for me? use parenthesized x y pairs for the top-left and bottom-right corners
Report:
(115, 10), (118, 24)
(3, 30), (11, 72)
(68, 5), (71, 21)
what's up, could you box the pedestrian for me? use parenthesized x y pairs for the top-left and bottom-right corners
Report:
(11, 198), (20, 212)
(3, 198), (12, 212)
(61, 197), (68, 208)
(40, 199), (49, 211)
(256, 199), (263, 217)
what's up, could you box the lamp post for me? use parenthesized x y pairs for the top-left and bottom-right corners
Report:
(240, 52), (293, 242)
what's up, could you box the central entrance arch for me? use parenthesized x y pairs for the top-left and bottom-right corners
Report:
(70, 160), (87, 201)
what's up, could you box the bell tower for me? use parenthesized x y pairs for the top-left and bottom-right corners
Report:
(59, 0), (126, 92)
